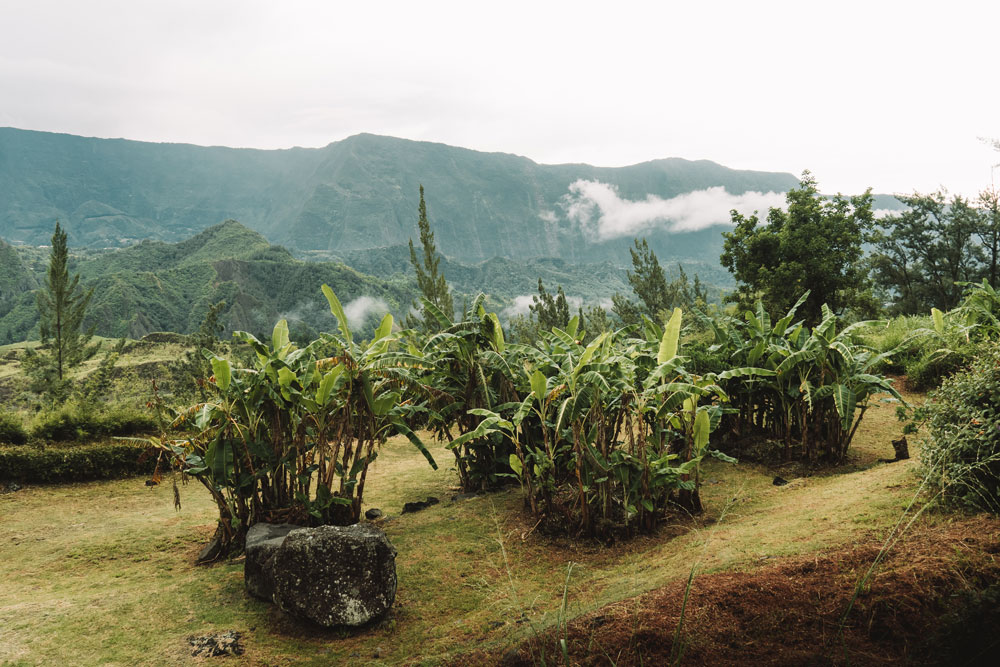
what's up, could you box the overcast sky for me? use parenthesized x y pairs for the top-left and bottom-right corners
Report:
(1, 0), (997, 197)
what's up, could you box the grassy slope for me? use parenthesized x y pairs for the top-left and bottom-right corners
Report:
(0, 389), (938, 666)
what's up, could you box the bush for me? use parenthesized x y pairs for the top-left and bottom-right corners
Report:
(919, 342), (1000, 512)
(0, 441), (158, 483)
(30, 403), (157, 442)
(904, 344), (975, 392)
(0, 412), (28, 445)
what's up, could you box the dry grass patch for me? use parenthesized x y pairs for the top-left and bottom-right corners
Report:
(0, 390), (948, 666)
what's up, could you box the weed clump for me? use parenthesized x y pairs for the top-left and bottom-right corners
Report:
(919, 341), (1000, 511)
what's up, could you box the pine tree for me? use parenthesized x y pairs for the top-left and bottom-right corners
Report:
(407, 185), (454, 329)
(529, 278), (571, 331)
(612, 238), (708, 324)
(37, 221), (94, 382)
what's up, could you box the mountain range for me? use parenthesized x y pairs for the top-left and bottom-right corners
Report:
(1, 127), (903, 344)
(0, 127), (804, 267)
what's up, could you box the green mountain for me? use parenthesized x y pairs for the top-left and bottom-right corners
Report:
(0, 221), (416, 344)
(1, 221), (648, 345)
(0, 128), (800, 267)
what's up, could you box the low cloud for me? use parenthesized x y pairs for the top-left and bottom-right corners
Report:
(343, 295), (389, 328)
(502, 295), (536, 318)
(561, 180), (786, 240)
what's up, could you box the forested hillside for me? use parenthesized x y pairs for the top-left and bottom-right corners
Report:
(0, 128), (800, 265)
(0, 221), (414, 343)
(0, 221), (654, 344)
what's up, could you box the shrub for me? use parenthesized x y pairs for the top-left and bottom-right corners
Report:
(30, 403), (157, 442)
(904, 344), (975, 392)
(919, 342), (1000, 512)
(0, 441), (158, 483)
(0, 411), (28, 445)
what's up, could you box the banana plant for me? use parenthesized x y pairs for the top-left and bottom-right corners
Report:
(459, 309), (733, 537)
(708, 293), (903, 462)
(411, 293), (518, 492)
(149, 285), (437, 556)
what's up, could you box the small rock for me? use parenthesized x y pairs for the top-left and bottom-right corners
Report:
(451, 492), (479, 502)
(188, 630), (244, 657)
(197, 535), (223, 563)
(402, 496), (440, 514)
(772, 476), (789, 486)
(365, 508), (384, 521)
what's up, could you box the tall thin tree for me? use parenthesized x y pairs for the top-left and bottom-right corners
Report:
(407, 185), (454, 329)
(37, 221), (94, 381)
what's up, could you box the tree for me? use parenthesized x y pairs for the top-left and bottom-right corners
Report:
(978, 186), (1000, 288)
(406, 185), (454, 330)
(869, 191), (985, 313)
(612, 238), (707, 325)
(36, 221), (94, 383)
(721, 173), (875, 324)
(529, 278), (571, 332)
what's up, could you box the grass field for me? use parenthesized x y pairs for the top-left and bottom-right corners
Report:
(0, 385), (975, 665)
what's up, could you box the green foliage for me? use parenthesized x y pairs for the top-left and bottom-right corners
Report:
(79, 337), (127, 404)
(414, 294), (516, 492)
(29, 402), (157, 442)
(36, 221), (95, 384)
(705, 295), (901, 461)
(721, 173), (876, 324)
(529, 279), (572, 332)
(918, 342), (1000, 511)
(0, 441), (156, 483)
(870, 191), (986, 313)
(872, 282), (1000, 391)
(612, 239), (707, 325)
(0, 220), (416, 344)
(150, 287), (438, 556)
(0, 411), (28, 445)
(463, 309), (733, 537)
(407, 185), (454, 330)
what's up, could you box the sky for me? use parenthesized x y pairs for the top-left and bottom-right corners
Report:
(1, 0), (998, 198)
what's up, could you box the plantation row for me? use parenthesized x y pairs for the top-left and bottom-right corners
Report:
(148, 280), (970, 555)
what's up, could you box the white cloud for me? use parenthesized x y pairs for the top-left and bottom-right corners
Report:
(502, 295), (535, 318)
(561, 180), (787, 240)
(538, 210), (558, 223)
(343, 295), (389, 328)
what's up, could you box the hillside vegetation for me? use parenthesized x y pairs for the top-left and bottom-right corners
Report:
(0, 221), (414, 343)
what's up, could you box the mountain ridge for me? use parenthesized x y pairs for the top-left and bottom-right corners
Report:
(0, 127), (801, 265)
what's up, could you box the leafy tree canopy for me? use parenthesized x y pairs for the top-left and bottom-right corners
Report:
(721, 172), (875, 323)
(869, 191), (987, 314)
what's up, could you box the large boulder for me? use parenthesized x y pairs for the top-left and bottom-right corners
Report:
(244, 522), (301, 601)
(271, 524), (398, 627)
